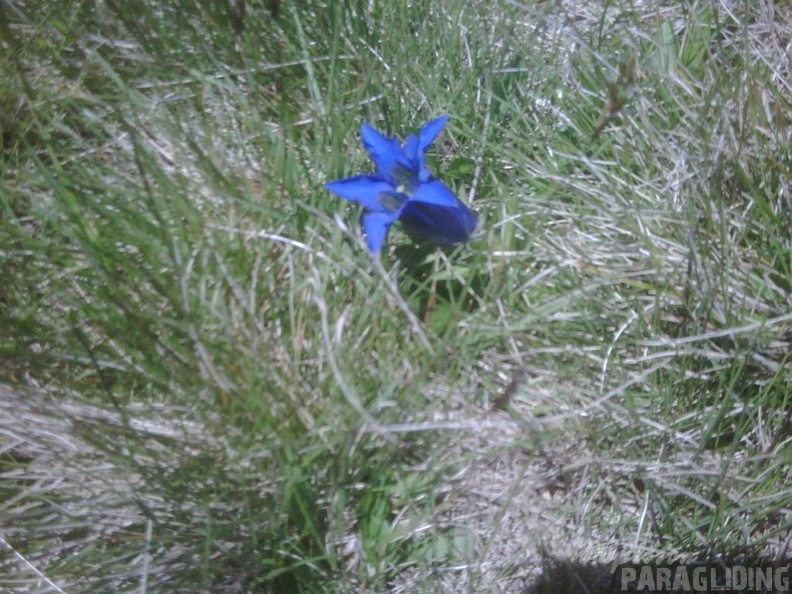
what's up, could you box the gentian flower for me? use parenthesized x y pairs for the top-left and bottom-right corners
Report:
(325, 115), (478, 255)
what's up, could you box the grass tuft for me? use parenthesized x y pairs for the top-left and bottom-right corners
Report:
(1, 0), (790, 591)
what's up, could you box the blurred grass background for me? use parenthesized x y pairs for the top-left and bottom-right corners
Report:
(1, 0), (790, 591)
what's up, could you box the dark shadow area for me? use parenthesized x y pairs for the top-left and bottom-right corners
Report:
(393, 241), (485, 327)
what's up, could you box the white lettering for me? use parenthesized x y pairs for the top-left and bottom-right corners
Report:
(756, 568), (773, 591)
(692, 567), (708, 591)
(656, 568), (671, 590)
(776, 567), (790, 592)
(621, 568), (636, 591)
(617, 563), (790, 592)
(637, 566), (655, 590)
(732, 566), (747, 589)
(672, 566), (691, 591)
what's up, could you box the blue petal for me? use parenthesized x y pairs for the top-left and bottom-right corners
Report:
(403, 133), (420, 166)
(399, 202), (478, 245)
(418, 115), (449, 153)
(361, 123), (414, 186)
(363, 211), (399, 254)
(416, 115), (449, 181)
(398, 181), (477, 245)
(409, 179), (464, 209)
(325, 176), (395, 212)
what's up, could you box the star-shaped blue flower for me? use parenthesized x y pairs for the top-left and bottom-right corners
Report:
(325, 115), (478, 255)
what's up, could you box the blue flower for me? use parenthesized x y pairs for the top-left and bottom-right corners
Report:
(325, 115), (478, 255)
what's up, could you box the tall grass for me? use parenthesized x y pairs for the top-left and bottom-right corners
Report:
(1, 0), (790, 591)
